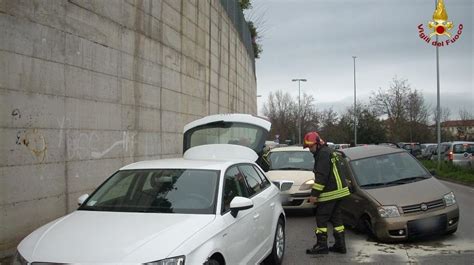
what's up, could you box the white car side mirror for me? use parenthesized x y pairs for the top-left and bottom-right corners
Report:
(229, 196), (253, 218)
(77, 194), (89, 206)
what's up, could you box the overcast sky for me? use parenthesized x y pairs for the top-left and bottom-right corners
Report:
(249, 0), (473, 120)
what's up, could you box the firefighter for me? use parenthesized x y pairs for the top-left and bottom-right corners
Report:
(303, 131), (351, 255)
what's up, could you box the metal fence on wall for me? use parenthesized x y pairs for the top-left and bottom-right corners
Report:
(219, 0), (256, 72)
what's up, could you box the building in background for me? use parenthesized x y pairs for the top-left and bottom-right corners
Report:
(441, 120), (474, 141)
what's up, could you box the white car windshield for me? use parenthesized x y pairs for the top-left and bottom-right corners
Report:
(268, 151), (314, 170)
(80, 169), (220, 214)
(350, 152), (430, 188)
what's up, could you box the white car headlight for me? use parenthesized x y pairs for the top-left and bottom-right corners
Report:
(444, 192), (456, 206)
(299, 179), (314, 191)
(378, 206), (400, 218)
(145, 256), (185, 265)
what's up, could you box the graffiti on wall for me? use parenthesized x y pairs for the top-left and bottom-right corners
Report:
(57, 117), (137, 160)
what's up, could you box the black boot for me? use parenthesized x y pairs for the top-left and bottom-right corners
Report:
(306, 233), (328, 254)
(329, 231), (346, 254)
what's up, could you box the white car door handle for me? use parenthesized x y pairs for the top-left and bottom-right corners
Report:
(270, 202), (275, 208)
(253, 213), (260, 220)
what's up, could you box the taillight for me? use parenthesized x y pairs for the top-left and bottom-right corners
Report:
(448, 151), (453, 161)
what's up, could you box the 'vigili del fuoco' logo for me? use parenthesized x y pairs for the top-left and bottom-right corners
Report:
(418, 0), (463, 47)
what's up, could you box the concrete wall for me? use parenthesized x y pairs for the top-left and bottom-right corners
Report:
(0, 0), (257, 256)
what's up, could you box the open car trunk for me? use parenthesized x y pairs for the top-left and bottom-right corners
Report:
(183, 114), (271, 169)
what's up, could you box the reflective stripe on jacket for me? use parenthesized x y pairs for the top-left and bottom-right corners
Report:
(311, 145), (350, 202)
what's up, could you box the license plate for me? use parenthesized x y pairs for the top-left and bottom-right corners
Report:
(417, 217), (439, 230)
(408, 215), (446, 236)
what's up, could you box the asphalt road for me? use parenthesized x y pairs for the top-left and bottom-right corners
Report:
(282, 180), (474, 264)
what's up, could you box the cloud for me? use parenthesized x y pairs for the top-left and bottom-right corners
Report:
(254, 0), (473, 117)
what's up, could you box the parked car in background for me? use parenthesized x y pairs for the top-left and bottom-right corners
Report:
(265, 146), (316, 210)
(431, 141), (474, 169)
(398, 142), (422, 158)
(335, 143), (350, 150)
(422, 144), (437, 160)
(15, 114), (289, 265)
(337, 146), (459, 242)
(378, 143), (400, 148)
(449, 141), (474, 169)
(265, 140), (279, 151)
(431, 142), (451, 162)
(326, 142), (335, 149)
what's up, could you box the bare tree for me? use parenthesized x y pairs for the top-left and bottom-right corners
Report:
(432, 106), (454, 141)
(406, 89), (429, 142)
(370, 78), (411, 141)
(262, 90), (297, 143)
(432, 106), (451, 124)
(299, 93), (320, 141)
(459, 107), (473, 121)
(370, 77), (431, 142)
(318, 108), (340, 143)
(262, 91), (320, 144)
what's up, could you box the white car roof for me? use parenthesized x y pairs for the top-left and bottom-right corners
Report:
(120, 158), (237, 171)
(270, 146), (309, 152)
(183, 113), (271, 133)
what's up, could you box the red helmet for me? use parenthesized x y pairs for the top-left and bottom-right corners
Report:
(303, 131), (324, 148)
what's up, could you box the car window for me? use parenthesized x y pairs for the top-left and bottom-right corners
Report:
(80, 169), (219, 214)
(350, 152), (429, 187)
(239, 164), (264, 196)
(185, 122), (265, 154)
(268, 151), (314, 170)
(96, 172), (136, 203)
(434, 144), (450, 154)
(222, 166), (250, 213)
(253, 165), (271, 188)
(453, 143), (474, 154)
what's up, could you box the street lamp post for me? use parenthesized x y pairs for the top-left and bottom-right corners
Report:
(434, 0), (441, 168)
(256, 95), (262, 115)
(292, 78), (307, 145)
(352, 56), (357, 146)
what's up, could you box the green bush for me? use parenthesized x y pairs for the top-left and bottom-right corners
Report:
(420, 159), (474, 184)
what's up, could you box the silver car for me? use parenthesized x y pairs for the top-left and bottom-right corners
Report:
(431, 141), (474, 169)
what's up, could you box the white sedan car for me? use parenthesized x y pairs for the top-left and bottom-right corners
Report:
(14, 114), (288, 265)
(265, 146), (316, 210)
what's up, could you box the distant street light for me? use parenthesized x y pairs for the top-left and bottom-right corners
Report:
(292, 78), (307, 145)
(352, 56), (357, 146)
(257, 95), (262, 98)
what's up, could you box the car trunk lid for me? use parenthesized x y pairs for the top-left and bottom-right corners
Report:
(183, 114), (271, 163)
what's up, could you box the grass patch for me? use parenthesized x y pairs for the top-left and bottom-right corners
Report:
(420, 159), (474, 185)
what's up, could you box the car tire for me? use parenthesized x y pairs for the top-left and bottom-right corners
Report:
(357, 215), (377, 239)
(264, 218), (285, 265)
